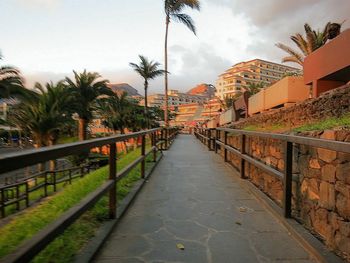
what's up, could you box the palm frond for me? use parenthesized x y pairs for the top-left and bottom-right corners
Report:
(276, 43), (304, 66)
(171, 13), (196, 34)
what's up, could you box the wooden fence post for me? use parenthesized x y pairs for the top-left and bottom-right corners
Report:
(283, 141), (293, 218)
(215, 129), (219, 153)
(109, 143), (117, 219)
(141, 135), (146, 178)
(207, 129), (211, 150)
(224, 131), (228, 162)
(240, 134), (246, 179)
(1, 189), (5, 218)
(152, 132), (157, 162)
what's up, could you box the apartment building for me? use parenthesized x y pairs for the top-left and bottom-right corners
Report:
(174, 99), (222, 126)
(141, 90), (208, 109)
(215, 59), (300, 100)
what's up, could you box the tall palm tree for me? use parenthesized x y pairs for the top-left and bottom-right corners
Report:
(164, 0), (200, 126)
(276, 22), (342, 66)
(64, 70), (113, 141)
(0, 52), (25, 99)
(129, 55), (166, 128)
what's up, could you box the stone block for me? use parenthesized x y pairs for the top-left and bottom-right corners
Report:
(277, 159), (284, 171)
(339, 220), (350, 237)
(321, 164), (336, 183)
(320, 130), (336, 140)
(336, 163), (350, 184)
(328, 212), (340, 231)
(318, 148), (337, 163)
(336, 193), (350, 219)
(335, 232), (350, 256)
(313, 208), (333, 242)
(319, 182), (335, 210)
(301, 178), (319, 201)
(309, 158), (321, 169)
(335, 182), (350, 198)
(337, 152), (350, 163)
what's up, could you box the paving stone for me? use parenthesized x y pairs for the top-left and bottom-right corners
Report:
(97, 235), (150, 258)
(115, 216), (163, 235)
(164, 219), (208, 241)
(142, 240), (207, 262)
(251, 232), (311, 260)
(209, 232), (259, 262)
(94, 135), (315, 262)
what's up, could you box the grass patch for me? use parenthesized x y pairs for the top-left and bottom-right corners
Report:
(243, 123), (286, 132)
(294, 113), (350, 132)
(0, 146), (159, 262)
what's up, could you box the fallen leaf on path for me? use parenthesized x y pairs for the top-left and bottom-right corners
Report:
(239, 207), (247, 212)
(176, 243), (185, 250)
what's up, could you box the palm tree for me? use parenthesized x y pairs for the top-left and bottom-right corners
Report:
(164, 0), (200, 126)
(64, 70), (113, 141)
(276, 22), (342, 66)
(0, 52), (25, 99)
(8, 82), (73, 170)
(96, 92), (133, 134)
(246, 82), (265, 96)
(129, 55), (165, 128)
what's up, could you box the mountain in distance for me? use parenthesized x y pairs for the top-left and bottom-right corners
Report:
(108, 83), (142, 97)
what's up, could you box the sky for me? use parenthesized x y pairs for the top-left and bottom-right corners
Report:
(1, 0), (349, 95)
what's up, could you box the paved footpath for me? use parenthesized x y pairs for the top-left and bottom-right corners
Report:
(95, 135), (316, 263)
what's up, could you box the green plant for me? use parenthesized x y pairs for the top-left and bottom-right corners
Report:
(130, 55), (165, 128)
(64, 70), (113, 141)
(294, 114), (350, 132)
(276, 22), (342, 66)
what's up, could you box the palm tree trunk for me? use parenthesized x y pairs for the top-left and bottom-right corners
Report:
(144, 80), (149, 129)
(164, 16), (170, 127)
(78, 118), (86, 141)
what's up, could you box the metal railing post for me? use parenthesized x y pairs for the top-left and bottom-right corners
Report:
(141, 135), (146, 178)
(109, 143), (117, 219)
(240, 134), (246, 178)
(283, 141), (293, 218)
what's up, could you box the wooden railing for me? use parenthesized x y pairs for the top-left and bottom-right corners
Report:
(0, 164), (95, 218)
(194, 127), (350, 218)
(0, 127), (178, 263)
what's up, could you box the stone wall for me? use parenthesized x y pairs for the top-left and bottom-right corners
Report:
(233, 84), (350, 129)
(220, 129), (350, 261)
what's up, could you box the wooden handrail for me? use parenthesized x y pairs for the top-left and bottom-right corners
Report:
(194, 127), (350, 218)
(0, 127), (180, 262)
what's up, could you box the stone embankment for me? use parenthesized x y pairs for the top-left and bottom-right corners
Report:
(222, 126), (350, 260)
(218, 84), (350, 260)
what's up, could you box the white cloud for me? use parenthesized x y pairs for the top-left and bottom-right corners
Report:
(15, 0), (60, 9)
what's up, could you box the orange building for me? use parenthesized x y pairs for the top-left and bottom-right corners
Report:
(174, 99), (222, 127)
(304, 29), (350, 97)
